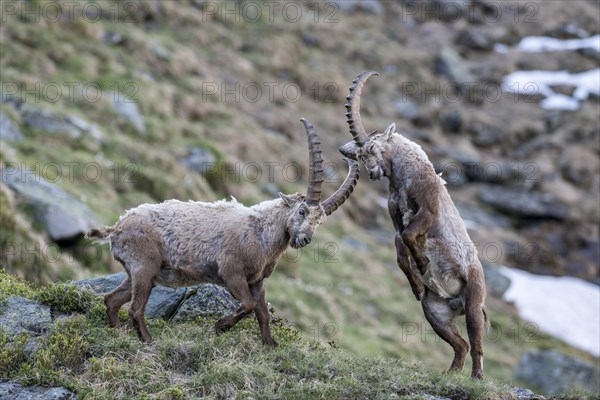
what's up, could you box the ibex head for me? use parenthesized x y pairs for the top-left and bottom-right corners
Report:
(283, 118), (360, 248)
(338, 70), (396, 181)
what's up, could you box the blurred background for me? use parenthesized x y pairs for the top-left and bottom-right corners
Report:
(0, 0), (598, 395)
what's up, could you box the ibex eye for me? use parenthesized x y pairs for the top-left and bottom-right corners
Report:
(299, 209), (306, 216)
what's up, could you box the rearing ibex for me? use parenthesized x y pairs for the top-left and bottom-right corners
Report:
(339, 71), (487, 379)
(88, 118), (359, 346)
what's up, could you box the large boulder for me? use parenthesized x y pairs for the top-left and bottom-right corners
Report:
(1, 168), (99, 241)
(0, 383), (76, 400)
(75, 273), (186, 320)
(481, 261), (511, 297)
(0, 297), (52, 337)
(171, 284), (240, 322)
(479, 185), (568, 220)
(514, 350), (600, 395)
(20, 104), (103, 142)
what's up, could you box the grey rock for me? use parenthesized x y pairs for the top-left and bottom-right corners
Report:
(146, 285), (187, 320)
(577, 47), (600, 60)
(151, 42), (172, 60)
(19, 105), (102, 142)
(469, 121), (505, 147)
(455, 202), (511, 229)
(455, 29), (492, 51)
(0, 111), (23, 141)
(481, 261), (511, 297)
(301, 32), (319, 46)
(329, 0), (383, 15)
(110, 92), (145, 133)
(0, 383), (77, 400)
(171, 284), (240, 322)
(21, 105), (80, 138)
(440, 110), (462, 133)
(463, 160), (527, 184)
(103, 31), (123, 45)
(1, 168), (99, 241)
(435, 47), (476, 93)
(514, 350), (600, 395)
(74, 272), (127, 295)
(509, 387), (537, 400)
(75, 273), (186, 320)
(0, 297), (52, 337)
(179, 147), (217, 175)
(547, 23), (589, 39)
(66, 115), (104, 142)
(479, 185), (568, 220)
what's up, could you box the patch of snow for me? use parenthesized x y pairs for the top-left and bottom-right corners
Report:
(517, 35), (600, 52)
(494, 43), (509, 54)
(501, 266), (600, 357)
(502, 68), (600, 111)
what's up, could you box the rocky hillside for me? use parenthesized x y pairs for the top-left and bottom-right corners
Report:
(0, 271), (566, 399)
(1, 0), (598, 396)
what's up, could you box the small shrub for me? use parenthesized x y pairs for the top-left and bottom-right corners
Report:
(0, 329), (30, 376)
(30, 316), (90, 383)
(35, 283), (98, 313)
(0, 269), (37, 304)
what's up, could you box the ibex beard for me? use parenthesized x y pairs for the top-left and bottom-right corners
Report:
(87, 118), (359, 346)
(339, 71), (488, 379)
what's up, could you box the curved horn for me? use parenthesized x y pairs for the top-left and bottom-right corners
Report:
(300, 118), (324, 205)
(322, 158), (360, 216)
(345, 70), (379, 146)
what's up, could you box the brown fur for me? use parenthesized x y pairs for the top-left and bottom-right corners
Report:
(339, 72), (487, 379)
(88, 119), (359, 345)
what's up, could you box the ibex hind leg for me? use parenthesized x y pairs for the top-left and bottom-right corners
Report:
(128, 259), (160, 343)
(422, 291), (468, 372)
(465, 266), (486, 380)
(104, 273), (132, 327)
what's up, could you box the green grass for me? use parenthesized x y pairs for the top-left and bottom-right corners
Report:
(0, 272), (518, 400)
(0, 1), (598, 397)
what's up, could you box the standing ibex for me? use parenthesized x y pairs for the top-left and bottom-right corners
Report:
(339, 71), (487, 379)
(87, 118), (359, 346)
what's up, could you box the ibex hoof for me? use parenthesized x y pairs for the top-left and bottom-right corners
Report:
(215, 319), (232, 335)
(263, 337), (278, 347)
(471, 370), (484, 380)
(410, 281), (425, 301)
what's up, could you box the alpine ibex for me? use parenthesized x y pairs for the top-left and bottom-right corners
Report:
(87, 118), (359, 346)
(339, 71), (487, 379)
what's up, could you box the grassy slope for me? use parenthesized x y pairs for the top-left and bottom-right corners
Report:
(0, 0), (597, 394)
(0, 271), (527, 399)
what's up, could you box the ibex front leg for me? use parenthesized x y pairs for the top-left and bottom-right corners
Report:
(251, 280), (277, 347)
(389, 193), (424, 301)
(216, 272), (256, 335)
(401, 206), (435, 273)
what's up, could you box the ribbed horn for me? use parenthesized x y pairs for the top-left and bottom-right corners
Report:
(345, 70), (379, 146)
(300, 118), (324, 205)
(322, 158), (360, 216)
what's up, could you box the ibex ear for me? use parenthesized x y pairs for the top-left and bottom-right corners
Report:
(383, 123), (395, 140)
(279, 192), (294, 207)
